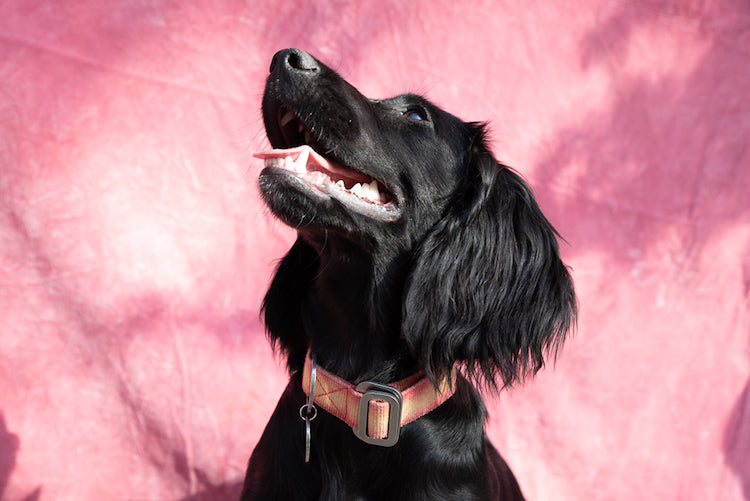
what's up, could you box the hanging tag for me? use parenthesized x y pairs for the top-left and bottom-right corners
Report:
(305, 414), (312, 462)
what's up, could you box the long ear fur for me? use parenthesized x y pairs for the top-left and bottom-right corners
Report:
(403, 126), (577, 390)
(261, 237), (318, 373)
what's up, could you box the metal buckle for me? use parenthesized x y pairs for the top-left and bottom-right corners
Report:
(353, 382), (403, 447)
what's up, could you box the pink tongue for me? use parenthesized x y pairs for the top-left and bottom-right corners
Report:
(253, 145), (334, 171)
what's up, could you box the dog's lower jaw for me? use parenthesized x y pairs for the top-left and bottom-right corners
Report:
(258, 171), (407, 257)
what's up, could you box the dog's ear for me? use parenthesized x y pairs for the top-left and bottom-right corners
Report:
(403, 126), (577, 390)
(261, 237), (318, 373)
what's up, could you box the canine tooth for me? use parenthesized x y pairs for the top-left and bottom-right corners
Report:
(361, 183), (375, 200)
(296, 147), (310, 173)
(367, 180), (380, 200)
(280, 110), (296, 127)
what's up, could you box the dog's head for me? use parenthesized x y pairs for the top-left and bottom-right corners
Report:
(258, 49), (576, 389)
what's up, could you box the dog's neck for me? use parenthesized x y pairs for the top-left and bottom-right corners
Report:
(300, 232), (414, 384)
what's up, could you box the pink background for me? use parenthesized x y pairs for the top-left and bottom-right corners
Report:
(1, 1), (748, 500)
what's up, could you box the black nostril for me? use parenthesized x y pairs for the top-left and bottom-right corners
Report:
(285, 49), (319, 71)
(270, 48), (319, 75)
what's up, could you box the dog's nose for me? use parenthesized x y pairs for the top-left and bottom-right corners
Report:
(270, 48), (320, 75)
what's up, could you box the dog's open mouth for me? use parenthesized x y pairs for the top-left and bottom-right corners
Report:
(255, 108), (401, 220)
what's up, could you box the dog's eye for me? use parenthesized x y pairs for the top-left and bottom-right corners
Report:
(404, 106), (428, 122)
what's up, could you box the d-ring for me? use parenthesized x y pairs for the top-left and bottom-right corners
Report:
(299, 403), (318, 421)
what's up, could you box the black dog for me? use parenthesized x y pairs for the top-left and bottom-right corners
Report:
(241, 48), (576, 501)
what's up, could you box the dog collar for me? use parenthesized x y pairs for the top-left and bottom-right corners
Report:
(301, 351), (456, 447)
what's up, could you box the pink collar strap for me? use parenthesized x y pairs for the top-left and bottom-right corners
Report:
(301, 351), (457, 447)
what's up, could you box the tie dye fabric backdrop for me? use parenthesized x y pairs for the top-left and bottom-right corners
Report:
(1, 1), (748, 500)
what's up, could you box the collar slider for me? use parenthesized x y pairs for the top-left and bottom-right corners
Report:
(354, 382), (403, 447)
(301, 350), (457, 448)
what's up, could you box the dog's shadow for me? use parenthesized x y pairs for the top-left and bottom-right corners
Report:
(0, 411), (42, 501)
(178, 482), (243, 501)
(725, 379), (750, 500)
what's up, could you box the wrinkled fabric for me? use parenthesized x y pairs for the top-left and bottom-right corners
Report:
(0, 1), (748, 500)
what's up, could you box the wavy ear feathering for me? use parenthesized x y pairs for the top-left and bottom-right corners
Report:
(403, 124), (577, 391)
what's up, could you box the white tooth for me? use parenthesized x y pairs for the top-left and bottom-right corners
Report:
(361, 182), (375, 201)
(351, 183), (363, 196)
(296, 148), (310, 173)
(280, 110), (295, 127)
(336, 180), (345, 189)
(367, 180), (380, 200)
(284, 156), (294, 169)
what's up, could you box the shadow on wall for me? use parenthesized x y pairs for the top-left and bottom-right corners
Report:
(0, 406), (245, 500)
(178, 481), (243, 501)
(726, 247), (750, 499)
(533, 0), (750, 274)
(530, 1), (750, 497)
(0, 412), (19, 499)
(0, 412), (42, 501)
(725, 379), (750, 500)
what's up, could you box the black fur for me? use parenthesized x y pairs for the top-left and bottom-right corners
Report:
(241, 49), (577, 501)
